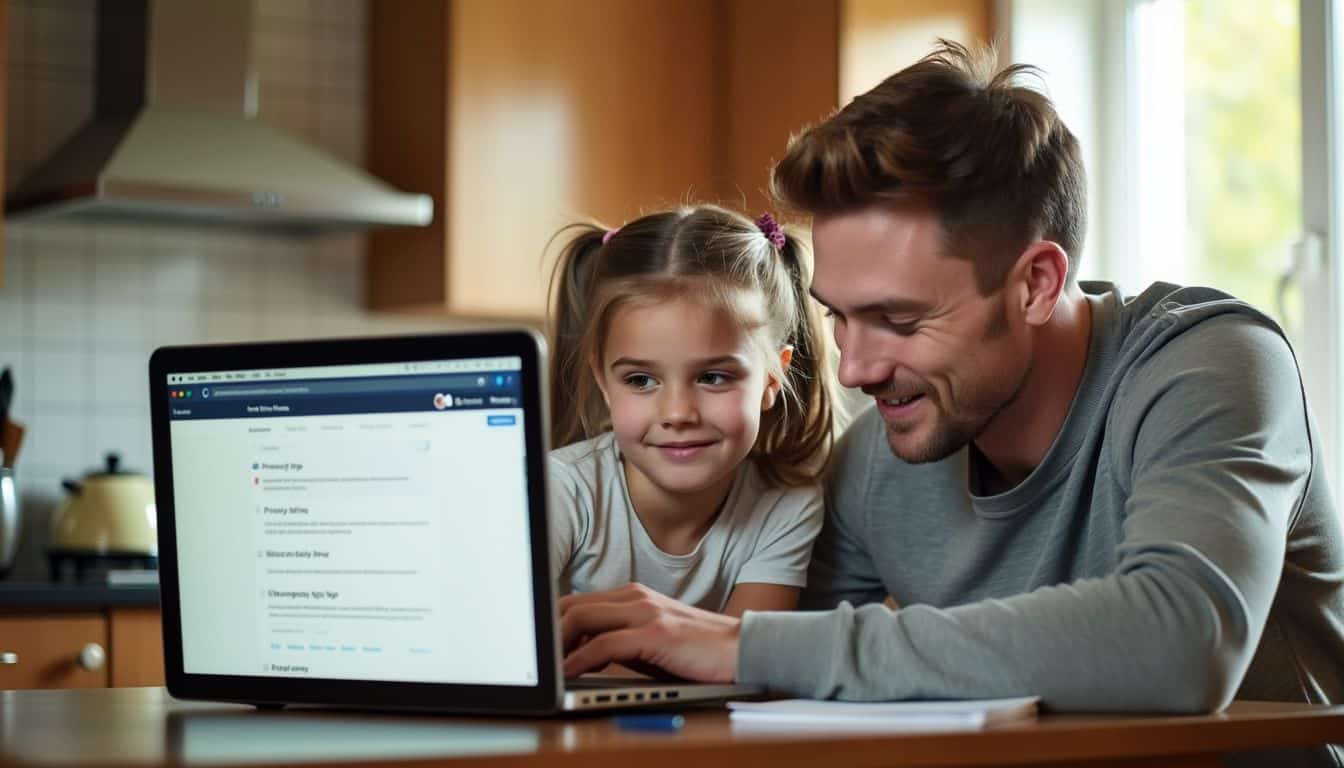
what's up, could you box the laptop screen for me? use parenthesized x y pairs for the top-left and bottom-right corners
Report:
(163, 355), (539, 687)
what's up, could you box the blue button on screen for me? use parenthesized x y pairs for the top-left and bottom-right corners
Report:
(487, 415), (517, 426)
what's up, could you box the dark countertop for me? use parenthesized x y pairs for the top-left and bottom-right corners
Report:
(0, 581), (159, 609)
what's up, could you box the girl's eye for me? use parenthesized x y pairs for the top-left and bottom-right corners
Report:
(623, 374), (657, 391)
(698, 371), (735, 387)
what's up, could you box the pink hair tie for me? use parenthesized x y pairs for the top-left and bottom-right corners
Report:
(756, 213), (785, 249)
(602, 227), (621, 245)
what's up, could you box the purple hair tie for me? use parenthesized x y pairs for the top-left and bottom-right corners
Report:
(755, 213), (785, 250)
(602, 227), (620, 245)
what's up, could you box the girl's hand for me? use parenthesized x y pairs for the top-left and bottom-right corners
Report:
(558, 583), (741, 682)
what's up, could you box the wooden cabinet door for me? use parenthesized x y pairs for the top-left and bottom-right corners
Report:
(0, 614), (109, 689)
(108, 608), (164, 687)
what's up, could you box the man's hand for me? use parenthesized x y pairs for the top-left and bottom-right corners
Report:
(558, 583), (742, 682)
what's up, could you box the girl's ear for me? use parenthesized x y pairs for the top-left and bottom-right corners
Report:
(589, 356), (611, 407)
(760, 346), (794, 411)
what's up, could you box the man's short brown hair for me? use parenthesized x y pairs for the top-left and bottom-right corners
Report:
(772, 40), (1087, 292)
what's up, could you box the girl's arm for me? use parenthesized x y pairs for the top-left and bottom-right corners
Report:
(722, 583), (801, 617)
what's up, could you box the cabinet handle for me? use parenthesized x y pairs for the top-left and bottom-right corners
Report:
(77, 643), (106, 671)
(0, 652), (15, 665)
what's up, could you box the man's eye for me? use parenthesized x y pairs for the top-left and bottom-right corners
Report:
(885, 319), (918, 335)
(623, 374), (657, 390)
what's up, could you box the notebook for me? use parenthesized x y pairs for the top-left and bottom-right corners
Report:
(727, 696), (1040, 731)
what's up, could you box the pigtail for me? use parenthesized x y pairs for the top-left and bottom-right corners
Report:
(546, 224), (608, 449)
(755, 229), (846, 486)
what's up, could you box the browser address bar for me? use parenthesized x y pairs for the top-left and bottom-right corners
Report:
(205, 374), (497, 399)
(209, 385), (314, 397)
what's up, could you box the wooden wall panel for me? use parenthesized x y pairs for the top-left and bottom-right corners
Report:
(840, 0), (995, 102)
(715, 0), (840, 215)
(446, 0), (718, 319)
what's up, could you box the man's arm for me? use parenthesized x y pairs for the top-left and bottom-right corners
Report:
(739, 317), (1309, 712)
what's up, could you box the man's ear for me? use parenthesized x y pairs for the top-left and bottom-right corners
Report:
(1011, 241), (1069, 327)
(590, 357), (611, 407)
(760, 346), (794, 411)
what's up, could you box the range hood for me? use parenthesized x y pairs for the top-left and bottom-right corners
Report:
(5, 0), (432, 234)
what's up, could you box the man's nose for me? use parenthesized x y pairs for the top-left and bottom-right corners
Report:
(835, 325), (893, 390)
(659, 386), (700, 427)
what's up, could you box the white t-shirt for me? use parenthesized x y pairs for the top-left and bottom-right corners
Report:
(547, 432), (823, 612)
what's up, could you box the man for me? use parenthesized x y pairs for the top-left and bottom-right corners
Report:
(560, 41), (1344, 763)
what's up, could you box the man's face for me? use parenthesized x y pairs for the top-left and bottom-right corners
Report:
(810, 205), (1031, 463)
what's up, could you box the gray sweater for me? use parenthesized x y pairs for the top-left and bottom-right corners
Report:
(738, 282), (1344, 765)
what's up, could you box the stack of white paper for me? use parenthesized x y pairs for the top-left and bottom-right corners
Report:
(727, 696), (1040, 732)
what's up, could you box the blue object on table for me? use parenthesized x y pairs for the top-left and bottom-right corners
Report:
(613, 714), (685, 732)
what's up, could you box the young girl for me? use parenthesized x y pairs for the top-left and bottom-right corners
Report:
(546, 204), (841, 617)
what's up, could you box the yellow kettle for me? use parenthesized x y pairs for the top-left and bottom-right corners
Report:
(48, 453), (157, 578)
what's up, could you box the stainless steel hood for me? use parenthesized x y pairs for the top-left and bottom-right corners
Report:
(6, 0), (433, 234)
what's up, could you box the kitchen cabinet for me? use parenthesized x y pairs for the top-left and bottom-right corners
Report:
(366, 0), (992, 319)
(108, 607), (164, 687)
(365, 0), (841, 319)
(0, 613), (109, 689)
(0, 596), (164, 690)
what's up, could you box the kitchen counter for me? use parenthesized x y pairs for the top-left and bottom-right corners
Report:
(0, 581), (159, 609)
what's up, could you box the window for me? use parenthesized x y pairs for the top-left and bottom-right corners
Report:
(1010, 0), (1342, 492)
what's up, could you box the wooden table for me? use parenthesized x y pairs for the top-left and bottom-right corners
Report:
(1, 687), (1342, 767)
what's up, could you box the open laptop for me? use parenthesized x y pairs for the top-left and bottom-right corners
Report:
(149, 331), (761, 714)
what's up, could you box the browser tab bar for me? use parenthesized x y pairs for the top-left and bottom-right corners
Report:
(167, 356), (522, 385)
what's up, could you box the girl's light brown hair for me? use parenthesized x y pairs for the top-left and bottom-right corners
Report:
(771, 39), (1087, 292)
(546, 204), (841, 487)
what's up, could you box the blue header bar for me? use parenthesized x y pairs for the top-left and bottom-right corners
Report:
(166, 372), (523, 421)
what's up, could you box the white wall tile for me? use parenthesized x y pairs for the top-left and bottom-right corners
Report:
(27, 244), (88, 300)
(148, 306), (206, 348)
(0, 338), (25, 379)
(21, 406), (90, 478)
(202, 240), (263, 309)
(0, 242), (25, 336)
(30, 346), (89, 407)
(256, 310), (320, 342)
(203, 307), (261, 344)
(90, 234), (147, 304)
(29, 298), (89, 342)
(91, 413), (153, 475)
(91, 349), (148, 409)
(89, 303), (148, 344)
(144, 250), (206, 301)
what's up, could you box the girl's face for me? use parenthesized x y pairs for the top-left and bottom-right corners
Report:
(593, 296), (787, 505)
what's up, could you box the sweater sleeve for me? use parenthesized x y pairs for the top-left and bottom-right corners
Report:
(740, 316), (1310, 713)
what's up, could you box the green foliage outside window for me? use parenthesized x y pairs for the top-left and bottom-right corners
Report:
(1183, 0), (1299, 321)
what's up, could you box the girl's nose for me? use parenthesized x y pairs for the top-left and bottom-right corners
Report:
(659, 387), (700, 427)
